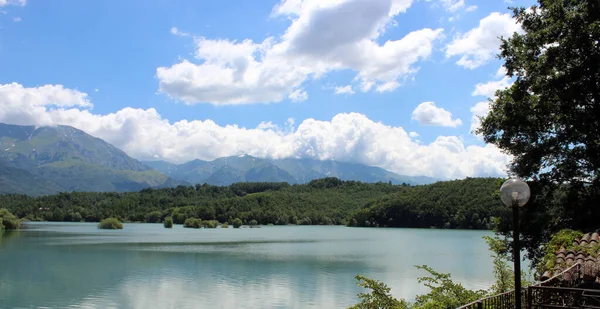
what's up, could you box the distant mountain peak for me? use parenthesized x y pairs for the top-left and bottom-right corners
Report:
(143, 155), (438, 186)
(0, 122), (185, 195)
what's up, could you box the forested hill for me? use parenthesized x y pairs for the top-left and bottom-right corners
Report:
(347, 177), (506, 229)
(1, 177), (505, 229)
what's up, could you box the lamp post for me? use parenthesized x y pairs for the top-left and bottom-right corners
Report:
(499, 178), (531, 309)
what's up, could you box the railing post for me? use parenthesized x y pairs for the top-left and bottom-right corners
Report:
(477, 300), (482, 309)
(527, 287), (532, 309)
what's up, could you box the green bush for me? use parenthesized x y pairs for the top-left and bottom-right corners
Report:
(98, 218), (123, 229)
(183, 218), (202, 228)
(221, 222), (229, 228)
(249, 219), (258, 226)
(164, 216), (173, 228)
(202, 220), (219, 228)
(233, 218), (243, 228)
(145, 211), (162, 223)
(0, 209), (22, 230)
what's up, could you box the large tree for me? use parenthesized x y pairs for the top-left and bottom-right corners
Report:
(478, 0), (600, 267)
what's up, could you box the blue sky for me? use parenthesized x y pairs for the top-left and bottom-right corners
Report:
(0, 0), (535, 179)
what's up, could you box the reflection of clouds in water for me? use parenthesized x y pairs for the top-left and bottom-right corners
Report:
(5, 224), (499, 308)
(75, 273), (350, 309)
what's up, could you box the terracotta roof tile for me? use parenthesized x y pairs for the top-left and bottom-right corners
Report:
(541, 232), (600, 285)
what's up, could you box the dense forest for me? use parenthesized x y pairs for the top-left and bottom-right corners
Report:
(346, 177), (507, 229)
(0, 177), (506, 229)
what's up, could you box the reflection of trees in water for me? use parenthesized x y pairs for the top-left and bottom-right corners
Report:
(0, 230), (21, 247)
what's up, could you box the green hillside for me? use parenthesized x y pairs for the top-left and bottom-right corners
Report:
(1, 177), (504, 230)
(0, 123), (182, 194)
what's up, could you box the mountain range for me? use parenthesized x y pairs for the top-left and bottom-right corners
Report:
(0, 123), (182, 195)
(0, 123), (436, 196)
(143, 156), (436, 186)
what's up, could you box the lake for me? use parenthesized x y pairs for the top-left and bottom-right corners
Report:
(0, 223), (496, 309)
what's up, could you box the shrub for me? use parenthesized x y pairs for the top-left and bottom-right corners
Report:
(221, 222), (229, 228)
(249, 219), (258, 226)
(98, 218), (123, 230)
(145, 211), (162, 223)
(202, 220), (219, 228)
(233, 218), (243, 228)
(172, 213), (187, 225)
(0, 209), (22, 230)
(183, 218), (202, 228)
(164, 217), (173, 228)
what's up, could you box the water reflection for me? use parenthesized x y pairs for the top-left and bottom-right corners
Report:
(1, 223), (496, 308)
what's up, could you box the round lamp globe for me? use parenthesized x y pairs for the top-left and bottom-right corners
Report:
(499, 178), (531, 207)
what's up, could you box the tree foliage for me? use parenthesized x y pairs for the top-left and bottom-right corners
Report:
(183, 218), (202, 229)
(0, 178), (504, 232)
(477, 0), (600, 267)
(348, 265), (486, 309)
(348, 275), (410, 309)
(346, 177), (505, 229)
(348, 236), (533, 309)
(0, 209), (21, 230)
(163, 216), (173, 228)
(97, 217), (123, 229)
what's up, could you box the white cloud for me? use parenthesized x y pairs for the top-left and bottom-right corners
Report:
(288, 88), (307, 102)
(469, 101), (489, 136)
(0, 82), (511, 179)
(446, 12), (521, 69)
(440, 0), (464, 12)
(157, 0), (444, 105)
(0, 0), (25, 7)
(94, 88), (99, 92)
(0, 83), (92, 126)
(13, 16), (20, 22)
(495, 65), (507, 78)
(469, 66), (513, 136)
(425, 0), (465, 12)
(472, 76), (511, 98)
(170, 27), (190, 37)
(409, 131), (419, 138)
(334, 85), (355, 95)
(411, 101), (462, 127)
(465, 5), (477, 12)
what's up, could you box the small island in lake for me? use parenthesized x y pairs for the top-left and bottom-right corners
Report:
(98, 218), (123, 229)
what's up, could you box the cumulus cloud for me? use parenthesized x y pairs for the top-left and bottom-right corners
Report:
(0, 0), (26, 7)
(469, 101), (490, 136)
(334, 85), (355, 95)
(157, 0), (444, 105)
(411, 101), (462, 127)
(472, 76), (511, 98)
(446, 12), (521, 69)
(469, 66), (513, 136)
(0, 82), (511, 179)
(0, 83), (92, 126)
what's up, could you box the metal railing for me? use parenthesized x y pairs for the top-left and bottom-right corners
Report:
(457, 289), (527, 309)
(529, 285), (600, 308)
(457, 264), (586, 309)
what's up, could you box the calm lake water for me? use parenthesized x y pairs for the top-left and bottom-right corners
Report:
(1, 223), (496, 309)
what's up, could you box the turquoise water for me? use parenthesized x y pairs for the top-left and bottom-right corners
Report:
(0, 223), (495, 308)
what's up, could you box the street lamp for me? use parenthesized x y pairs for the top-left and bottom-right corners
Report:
(499, 178), (531, 309)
